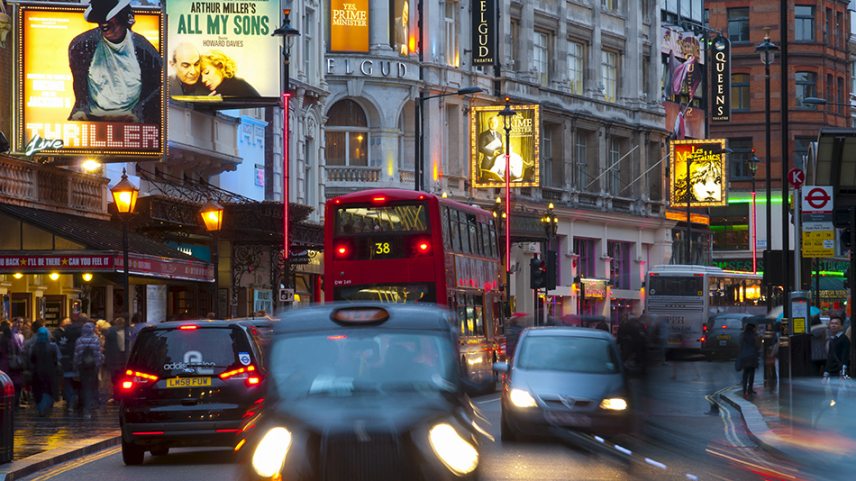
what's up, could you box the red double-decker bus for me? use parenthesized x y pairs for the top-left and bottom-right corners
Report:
(324, 189), (504, 389)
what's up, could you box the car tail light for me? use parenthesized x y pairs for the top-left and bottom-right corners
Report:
(371, 196), (387, 204)
(414, 239), (431, 255)
(721, 325), (728, 329)
(119, 370), (159, 392)
(179, 325), (198, 330)
(334, 243), (351, 259)
(220, 365), (262, 387)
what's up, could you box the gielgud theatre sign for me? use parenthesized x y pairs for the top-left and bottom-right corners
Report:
(14, 3), (165, 160)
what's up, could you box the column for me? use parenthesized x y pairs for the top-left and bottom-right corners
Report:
(371, 0), (391, 51)
(588, 7), (602, 98)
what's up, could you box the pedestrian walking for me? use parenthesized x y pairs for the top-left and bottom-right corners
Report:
(0, 319), (26, 408)
(810, 316), (828, 376)
(29, 327), (61, 416)
(54, 317), (81, 412)
(824, 315), (850, 379)
(103, 317), (126, 402)
(73, 321), (104, 418)
(736, 322), (760, 397)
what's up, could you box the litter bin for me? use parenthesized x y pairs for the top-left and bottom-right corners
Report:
(0, 370), (14, 464)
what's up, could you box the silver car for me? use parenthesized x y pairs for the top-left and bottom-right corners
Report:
(494, 327), (632, 441)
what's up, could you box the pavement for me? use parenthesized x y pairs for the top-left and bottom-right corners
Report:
(0, 401), (120, 481)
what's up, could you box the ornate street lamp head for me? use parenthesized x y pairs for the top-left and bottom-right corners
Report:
(110, 168), (139, 217)
(200, 200), (225, 232)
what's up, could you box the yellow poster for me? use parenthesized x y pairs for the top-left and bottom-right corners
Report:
(470, 104), (540, 189)
(802, 230), (835, 258)
(17, 6), (164, 158)
(669, 139), (727, 207)
(330, 0), (369, 52)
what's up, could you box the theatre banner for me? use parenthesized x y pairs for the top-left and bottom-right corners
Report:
(329, 0), (369, 52)
(669, 139), (728, 208)
(470, 104), (540, 189)
(16, 5), (164, 159)
(166, 0), (282, 103)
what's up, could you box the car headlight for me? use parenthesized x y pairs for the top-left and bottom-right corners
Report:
(428, 423), (479, 475)
(509, 388), (537, 408)
(599, 397), (628, 411)
(251, 427), (292, 478)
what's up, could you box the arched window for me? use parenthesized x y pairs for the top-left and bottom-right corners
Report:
(326, 100), (369, 166)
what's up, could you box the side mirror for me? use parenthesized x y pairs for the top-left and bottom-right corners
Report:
(493, 361), (509, 373)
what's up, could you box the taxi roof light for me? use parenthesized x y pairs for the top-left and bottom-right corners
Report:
(331, 307), (390, 324)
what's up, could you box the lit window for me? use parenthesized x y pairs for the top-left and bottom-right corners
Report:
(601, 50), (618, 102)
(325, 100), (369, 167)
(567, 41), (585, 95)
(533, 31), (550, 87)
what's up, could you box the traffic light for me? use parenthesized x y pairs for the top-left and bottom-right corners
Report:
(545, 250), (557, 290)
(530, 256), (546, 289)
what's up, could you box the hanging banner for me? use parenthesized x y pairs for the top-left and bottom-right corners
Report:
(329, 0), (369, 52)
(711, 36), (731, 122)
(470, 104), (540, 189)
(669, 139), (728, 207)
(166, 0), (281, 104)
(471, 0), (496, 65)
(16, 4), (164, 159)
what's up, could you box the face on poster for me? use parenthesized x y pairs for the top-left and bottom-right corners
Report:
(330, 0), (369, 52)
(166, 0), (280, 102)
(18, 6), (164, 158)
(669, 139), (728, 207)
(470, 105), (540, 189)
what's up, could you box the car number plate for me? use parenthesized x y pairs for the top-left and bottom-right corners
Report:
(166, 377), (211, 388)
(545, 411), (591, 427)
(719, 340), (728, 346)
(718, 335), (730, 340)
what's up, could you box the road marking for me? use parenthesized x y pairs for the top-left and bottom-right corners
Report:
(475, 396), (500, 405)
(30, 446), (120, 481)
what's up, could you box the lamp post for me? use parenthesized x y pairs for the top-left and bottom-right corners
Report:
(414, 86), (483, 191)
(541, 203), (559, 324)
(110, 169), (139, 354)
(748, 151), (761, 274)
(685, 150), (694, 264)
(272, 10), (300, 301)
(756, 30), (778, 311)
(492, 196), (508, 319)
(200, 201), (224, 318)
(498, 97), (516, 306)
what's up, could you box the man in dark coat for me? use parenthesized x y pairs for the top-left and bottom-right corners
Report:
(54, 317), (81, 412)
(67, 0), (162, 124)
(825, 316), (850, 378)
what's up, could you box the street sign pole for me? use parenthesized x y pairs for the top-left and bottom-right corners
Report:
(794, 187), (802, 291)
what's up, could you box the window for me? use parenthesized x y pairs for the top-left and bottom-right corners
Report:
(795, 71), (817, 109)
(391, 0), (411, 56)
(825, 8), (831, 46)
(710, 223), (749, 251)
(852, 63), (856, 100)
(304, 9), (315, 80)
(542, 127), (553, 186)
(836, 12), (843, 49)
(838, 77), (845, 114)
(727, 8), (749, 43)
(533, 31), (550, 86)
(731, 73), (749, 111)
(601, 50), (618, 102)
(794, 6), (815, 42)
(826, 74), (834, 114)
(575, 132), (588, 190)
(794, 137), (813, 169)
(567, 41), (585, 94)
(444, 1), (458, 66)
(728, 138), (754, 180)
(608, 137), (621, 195)
(601, 0), (617, 12)
(510, 19), (520, 71)
(607, 241), (632, 289)
(574, 238), (597, 278)
(325, 99), (369, 166)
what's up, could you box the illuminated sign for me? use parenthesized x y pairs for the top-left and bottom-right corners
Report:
(166, 0), (280, 103)
(665, 209), (711, 226)
(472, 0), (496, 65)
(669, 139), (728, 207)
(711, 36), (731, 122)
(330, 0), (369, 52)
(582, 279), (606, 300)
(16, 5), (164, 159)
(470, 104), (541, 189)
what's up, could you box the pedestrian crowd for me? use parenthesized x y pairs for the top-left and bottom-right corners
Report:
(0, 312), (148, 418)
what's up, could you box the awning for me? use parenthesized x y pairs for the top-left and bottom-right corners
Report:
(0, 203), (213, 282)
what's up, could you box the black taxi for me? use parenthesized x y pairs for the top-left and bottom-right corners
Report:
(239, 303), (488, 481)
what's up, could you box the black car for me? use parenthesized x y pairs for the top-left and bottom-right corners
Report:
(701, 313), (754, 360)
(238, 303), (487, 481)
(118, 320), (266, 465)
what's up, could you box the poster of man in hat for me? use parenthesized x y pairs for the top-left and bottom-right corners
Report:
(67, 0), (162, 123)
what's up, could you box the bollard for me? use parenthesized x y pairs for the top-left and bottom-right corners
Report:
(0, 370), (14, 464)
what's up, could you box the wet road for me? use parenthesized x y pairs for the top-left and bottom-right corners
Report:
(16, 360), (809, 481)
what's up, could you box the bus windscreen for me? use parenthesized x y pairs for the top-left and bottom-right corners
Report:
(335, 204), (428, 234)
(648, 276), (704, 296)
(334, 283), (436, 303)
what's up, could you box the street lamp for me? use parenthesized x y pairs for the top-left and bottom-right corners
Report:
(200, 200), (224, 318)
(748, 151), (761, 274)
(491, 196), (508, 318)
(540, 203), (559, 325)
(756, 29), (778, 311)
(498, 97), (516, 300)
(110, 168), (139, 354)
(272, 10), (300, 302)
(415, 86), (483, 191)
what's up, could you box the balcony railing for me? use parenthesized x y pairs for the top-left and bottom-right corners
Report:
(0, 155), (108, 219)
(325, 166), (382, 183)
